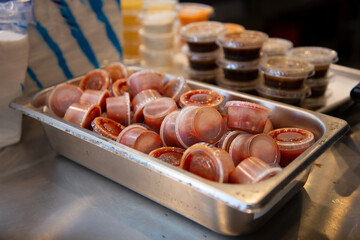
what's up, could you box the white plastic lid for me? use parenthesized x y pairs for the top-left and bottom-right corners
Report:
(259, 56), (314, 78)
(216, 30), (268, 49)
(139, 10), (176, 26)
(180, 21), (225, 43)
(286, 47), (338, 66)
(261, 38), (293, 56)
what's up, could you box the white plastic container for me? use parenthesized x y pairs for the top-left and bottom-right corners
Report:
(140, 44), (174, 68)
(139, 28), (174, 50)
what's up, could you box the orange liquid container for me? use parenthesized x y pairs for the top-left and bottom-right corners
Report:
(178, 3), (214, 26)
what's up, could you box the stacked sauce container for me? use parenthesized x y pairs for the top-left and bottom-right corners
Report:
(286, 47), (338, 110)
(216, 30), (268, 94)
(139, 10), (177, 71)
(180, 21), (225, 84)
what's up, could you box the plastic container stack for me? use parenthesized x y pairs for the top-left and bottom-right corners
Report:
(180, 21), (225, 84)
(286, 47), (338, 110)
(121, 0), (143, 64)
(216, 30), (268, 94)
(257, 56), (315, 106)
(139, 10), (177, 71)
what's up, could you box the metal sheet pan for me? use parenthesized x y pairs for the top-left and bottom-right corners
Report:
(10, 70), (349, 235)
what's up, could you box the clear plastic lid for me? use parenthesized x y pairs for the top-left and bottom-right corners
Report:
(225, 100), (271, 113)
(179, 89), (224, 109)
(305, 71), (334, 87)
(216, 130), (244, 151)
(127, 69), (166, 96)
(180, 21), (225, 43)
(259, 56), (314, 78)
(224, 23), (245, 33)
(261, 38), (293, 56)
(143, 97), (177, 119)
(216, 75), (260, 91)
(257, 80), (311, 99)
(286, 47), (338, 66)
(139, 10), (176, 26)
(182, 45), (220, 59)
(217, 57), (260, 70)
(180, 142), (235, 183)
(267, 128), (315, 152)
(63, 103), (101, 130)
(216, 30), (268, 49)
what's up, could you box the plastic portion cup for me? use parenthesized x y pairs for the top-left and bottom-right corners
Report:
(47, 83), (83, 118)
(175, 106), (225, 148)
(132, 89), (162, 123)
(79, 69), (111, 91)
(117, 124), (163, 154)
(305, 73), (333, 97)
(256, 80), (311, 106)
(105, 62), (128, 81)
(180, 21), (225, 53)
(149, 146), (185, 167)
(80, 89), (110, 112)
(111, 78), (129, 97)
(225, 101), (271, 133)
(286, 47), (338, 78)
(182, 45), (219, 71)
(217, 30), (268, 61)
(91, 117), (125, 141)
(139, 28), (174, 50)
(180, 143), (235, 183)
(143, 97), (178, 132)
(159, 110), (183, 148)
(162, 76), (191, 102)
(139, 45), (174, 69)
(63, 103), (101, 130)
(127, 69), (166, 96)
(229, 133), (280, 166)
(217, 57), (259, 81)
(106, 92), (131, 126)
(216, 130), (245, 152)
(229, 156), (282, 184)
(261, 38), (293, 57)
(139, 11), (176, 34)
(179, 89), (224, 109)
(268, 128), (315, 167)
(259, 56), (315, 90)
(178, 3), (214, 26)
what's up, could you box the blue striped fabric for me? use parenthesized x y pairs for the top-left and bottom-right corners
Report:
(24, 0), (123, 93)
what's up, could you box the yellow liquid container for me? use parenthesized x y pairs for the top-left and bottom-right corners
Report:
(144, 0), (177, 12)
(121, 0), (143, 64)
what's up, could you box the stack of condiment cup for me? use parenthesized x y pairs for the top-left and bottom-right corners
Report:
(139, 10), (177, 72)
(257, 56), (314, 106)
(286, 47), (338, 110)
(261, 37), (293, 57)
(121, 0), (143, 64)
(180, 21), (225, 84)
(216, 30), (268, 94)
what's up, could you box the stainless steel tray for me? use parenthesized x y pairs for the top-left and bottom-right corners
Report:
(10, 72), (349, 236)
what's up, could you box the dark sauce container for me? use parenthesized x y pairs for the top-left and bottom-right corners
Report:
(217, 30), (268, 61)
(180, 21), (225, 53)
(217, 57), (259, 81)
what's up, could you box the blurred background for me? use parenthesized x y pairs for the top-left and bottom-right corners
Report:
(180, 0), (360, 69)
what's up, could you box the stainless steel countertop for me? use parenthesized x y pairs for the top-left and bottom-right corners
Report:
(1, 104), (359, 239)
